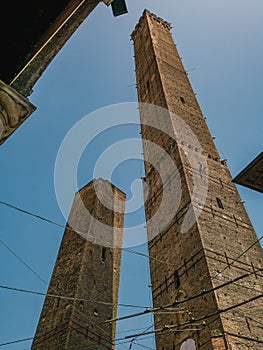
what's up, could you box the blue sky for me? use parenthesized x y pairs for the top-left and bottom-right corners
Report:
(0, 0), (263, 349)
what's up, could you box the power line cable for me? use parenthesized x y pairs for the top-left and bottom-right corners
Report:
(174, 292), (263, 333)
(132, 342), (155, 350)
(211, 235), (263, 282)
(224, 332), (263, 344)
(0, 337), (33, 348)
(128, 325), (154, 350)
(180, 233), (263, 309)
(124, 325), (206, 340)
(117, 325), (155, 335)
(117, 326), (196, 345)
(221, 313), (263, 330)
(0, 284), (149, 309)
(103, 267), (263, 324)
(0, 199), (179, 266)
(1, 199), (262, 275)
(144, 246), (155, 349)
(216, 273), (263, 297)
(1, 200), (263, 347)
(0, 200), (64, 229)
(115, 332), (164, 346)
(116, 304), (263, 344)
(113, 292), (263, 343)
(0, 239), (47, 285)
(203, 251), (263, 279)
(0, 239), (125, 350)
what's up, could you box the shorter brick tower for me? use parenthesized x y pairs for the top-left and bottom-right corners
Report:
(32, 178), (126, 350)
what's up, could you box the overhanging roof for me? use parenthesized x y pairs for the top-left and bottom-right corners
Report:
(1, 0), (74, 85)
(0, 0), (128, 145)
(1, 0), (128, 97)
(233, 152), (263, 194)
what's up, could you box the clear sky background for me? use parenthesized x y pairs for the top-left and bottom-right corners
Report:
(0, 0), (263, 349)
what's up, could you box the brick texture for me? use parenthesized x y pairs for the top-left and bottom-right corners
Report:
(132, 10), (263, 350)
(32, 178), (125, 350)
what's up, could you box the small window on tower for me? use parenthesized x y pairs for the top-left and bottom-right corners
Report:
(102, 247), (106, 262)
(180, 96), (185, 104)
(174, 270), (180, 288)
(57, 297), (61, 308)
(147, 80), (150, 89)
(216, 197), (224, 209)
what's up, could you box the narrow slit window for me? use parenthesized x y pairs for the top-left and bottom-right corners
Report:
(180, 96), (185, 104)
(174, 270), (180, 288)
(102, 247), (107, 262)
(57, 297), (61, 308)
(216, 197), (224, 209)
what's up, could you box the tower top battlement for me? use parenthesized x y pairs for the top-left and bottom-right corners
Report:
(131, 9), (171, 40)
(77, 177), (126, 198)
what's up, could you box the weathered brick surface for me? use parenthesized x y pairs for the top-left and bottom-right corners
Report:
(132, 10), (263, 350)
(211, 337), (226, 350)
(32, 179), (125, 350)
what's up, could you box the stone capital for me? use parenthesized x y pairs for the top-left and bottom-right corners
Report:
(0, 80), (36, 144)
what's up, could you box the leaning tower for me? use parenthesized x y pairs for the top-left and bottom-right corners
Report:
(132, 10), (263, 350)
(32, 179), (125, 350)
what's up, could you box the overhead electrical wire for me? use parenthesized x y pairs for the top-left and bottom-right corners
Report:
(9, 267), (261, 350)
(0, 200), (65, 230)
(0, 199), (178, 266)
(0, 239), (48, 285)
(1, 199), (262, 272)
(189, 234), (263, 311)
(111, 293), (263, 342)
(211, 235), (263, 281)
(0, 239), (126, 350)
(0, 337), (33, 348)
(102, 267), (263, 324)
(0, 208), (263, 344)
(128, 325), (154, 350)
(0, 240), (151, 349)
(221, 313), (263, 330)
(1, 199), (263, 348)
(124, 324), (206, 340)
(131, 342), (155, 350)
(0, 284), (149, 309)
(117, 325), (155, 335)
(216, 273), (263, 297)
(224, 331), (263, 344)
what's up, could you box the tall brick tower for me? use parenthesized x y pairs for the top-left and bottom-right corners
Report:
(32, 178), (126, 350)
(132, 10), (263, 350)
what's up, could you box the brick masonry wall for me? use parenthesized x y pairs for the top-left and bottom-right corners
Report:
(132, 10), (263, 350)
(32, 179), (125, 350)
